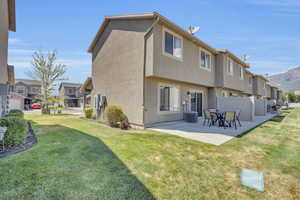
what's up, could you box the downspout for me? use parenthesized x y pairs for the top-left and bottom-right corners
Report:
(142, 16), (160, 127)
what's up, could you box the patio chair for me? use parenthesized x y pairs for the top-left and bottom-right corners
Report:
(235, 109), (242, 127)
(208, 108), (218, 112)
(224, 111), (237, 130)
(203, 110), (213, 127)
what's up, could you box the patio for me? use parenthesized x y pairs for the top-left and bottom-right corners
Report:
(148, 113), (278, 145)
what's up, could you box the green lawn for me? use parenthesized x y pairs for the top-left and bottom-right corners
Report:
(0, 109), (299, 200)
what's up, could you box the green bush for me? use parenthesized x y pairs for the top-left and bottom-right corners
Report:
(104, 105), (125, 127)
(0, 117), (27, 148)
(84, 108), (93, 119)
(7, 109), (24, 118)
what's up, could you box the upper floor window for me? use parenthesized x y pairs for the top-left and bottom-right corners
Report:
(239, 66), (244, 80)
(163, 30), (182, 60)
(200, 49), (211, 70)
(67, 88), (75, 94)
(16, 86), (25, 94)
(227, 58), (234, 75)
(263, 82), (266, 89)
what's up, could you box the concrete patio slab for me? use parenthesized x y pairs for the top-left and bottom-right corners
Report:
(148, 113), (278, 145)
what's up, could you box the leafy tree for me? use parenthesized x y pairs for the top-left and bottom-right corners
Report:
(27, 50), (67, 114)
(297, 95), (300, 103)
(287, 92), (297, 103)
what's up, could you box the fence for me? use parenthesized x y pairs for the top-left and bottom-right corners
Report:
(255, 99), (267, 116)
(216, 96), (255, 121)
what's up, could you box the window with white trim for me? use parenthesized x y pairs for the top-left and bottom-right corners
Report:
(164, 31), (182, 59)
(16, 86), (25, 94)
(239, 66), (244, 79)
(227, 58), (234, 75)
(200, 49), (211, 70)
(263, 82), (266, 89)
(159, 85), (180, 112)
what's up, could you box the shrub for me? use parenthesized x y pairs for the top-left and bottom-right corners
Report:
(120, 116), (130, 130)
(42, 107), (51, 114)
(7, 109), (24, 118)
(84, 108), (93, 119)
(104, 105), (125, 127)
(0, 117), (27, 148)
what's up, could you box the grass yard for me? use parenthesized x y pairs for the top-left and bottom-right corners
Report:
(0, 109), (299, 200)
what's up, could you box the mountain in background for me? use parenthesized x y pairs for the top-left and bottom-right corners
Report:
(268, 66), (300, 92)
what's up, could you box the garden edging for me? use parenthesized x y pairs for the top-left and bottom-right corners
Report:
(0, 122), (37, 159)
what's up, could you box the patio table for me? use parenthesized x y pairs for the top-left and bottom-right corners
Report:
(210, 111), (225, 127)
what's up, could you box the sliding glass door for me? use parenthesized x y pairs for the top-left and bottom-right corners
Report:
(190, 92), (203, 117)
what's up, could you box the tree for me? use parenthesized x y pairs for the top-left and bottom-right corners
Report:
(287, 92), (297, 103)
(27, 50), (67, 114)
(297, 95), (300, 103)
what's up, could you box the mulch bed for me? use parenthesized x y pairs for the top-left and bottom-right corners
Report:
(0, 122), (38, 159)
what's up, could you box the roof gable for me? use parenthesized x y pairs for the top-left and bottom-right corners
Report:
(87, 12), (217, 54)
(8, 0), (16, 31)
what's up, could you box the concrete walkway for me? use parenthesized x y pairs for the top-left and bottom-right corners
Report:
(149, 113), (278, 145)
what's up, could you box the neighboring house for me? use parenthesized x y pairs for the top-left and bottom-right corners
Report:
(0, 0), (16, 116)
(253, 74), (268, 98)
(208, 49), (251, 108)
(15, 79), (42, 109)
(88, 12), (282, 127)
(294, 91), (300, 96)
(266, 83), (272, 100)
(81, 77), (93, 109)
(244, 69), (254, 96)
(270, 85), (279, 100)
(59, 82), (82, 107)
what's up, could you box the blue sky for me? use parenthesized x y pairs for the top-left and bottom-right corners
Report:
(8, 0), (300, 83)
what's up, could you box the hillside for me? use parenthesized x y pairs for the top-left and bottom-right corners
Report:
(269, 66), (300, 92)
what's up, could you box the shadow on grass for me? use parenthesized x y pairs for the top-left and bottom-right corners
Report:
(0, 123), (156, 200)
(236, 112), (289, 138)
(269, 110), (291, 123)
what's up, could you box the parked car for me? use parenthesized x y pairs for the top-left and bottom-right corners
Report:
(31, 103), (41, 109)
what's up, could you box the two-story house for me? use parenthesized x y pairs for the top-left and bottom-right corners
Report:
(59, 82), (82, 107)
(266, 83), (272, 100)
(0, 0), (16, 116)
(15, 79), (42, 109)
(253, 74), (268, 98)
(81, 77), (93, 109)
(244, 69), (254, 97)
(88, 12), (282, 127)
(270, 85), (279, 100)
(88, 12), (220, 127)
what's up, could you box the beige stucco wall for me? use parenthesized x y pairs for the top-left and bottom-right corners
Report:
(223, 55), (247, 92)
(271, 88), (278, 100)
(91, 19), (153, 126)
(216, 96), (255, 121)
(244, 72), (253, 95)
(215, 53), (250, 94)
(0, 0), (9, 84)
(266, 85), (272, 98)
(144, 77), (208, 126)
(145, 23), (216, 87)
(253, 77), (266, 97)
